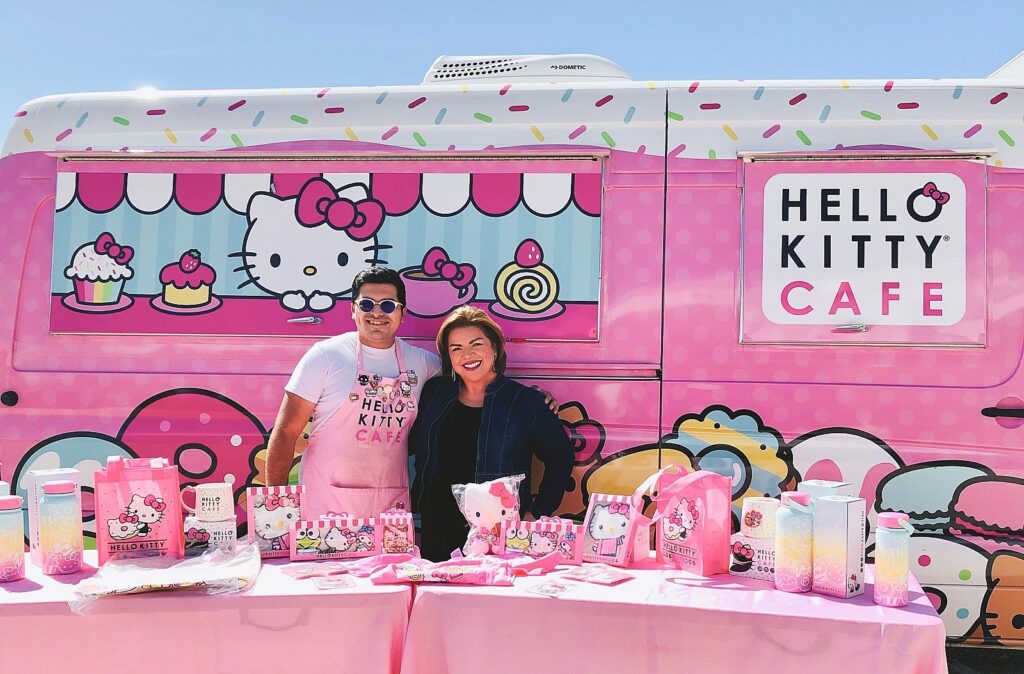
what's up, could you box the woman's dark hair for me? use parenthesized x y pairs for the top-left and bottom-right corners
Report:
(436, 307), (507, 379)
(351, 267), (406, 307)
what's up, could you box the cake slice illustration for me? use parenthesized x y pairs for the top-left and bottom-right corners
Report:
(61, 231), (135, 312)
(490, 239), (565, 320)
(152, 249), (221, 314)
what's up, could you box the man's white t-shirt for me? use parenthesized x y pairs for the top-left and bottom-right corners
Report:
(285, 332), (441, 436)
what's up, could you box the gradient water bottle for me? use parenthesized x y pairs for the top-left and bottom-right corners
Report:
(873, 511), (913, 607)
(774, 491), (813, 593)
(0, 495), (25, 582)
(38, 481), (82, 575)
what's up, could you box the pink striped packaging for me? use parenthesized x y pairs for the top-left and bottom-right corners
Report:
(289, 516), (382, 560)
(246, 486), (304, 559)
(504, 517), (584, 565)
(581, 494), (639, 567)
(379, 510), (416, 555)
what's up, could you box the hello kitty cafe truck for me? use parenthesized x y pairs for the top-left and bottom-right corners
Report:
(3, 52), (1024, 647)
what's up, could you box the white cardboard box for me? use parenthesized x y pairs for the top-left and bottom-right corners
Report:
(812, 495), (865, 598)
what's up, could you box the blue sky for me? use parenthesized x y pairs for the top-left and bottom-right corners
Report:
(3, 1), (1023, 119)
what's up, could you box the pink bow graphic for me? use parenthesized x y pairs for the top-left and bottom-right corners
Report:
(421, 247), (476, 288)
(294, 177), (385, 241)
(94, 232), (134, 264)
(922, 182), (950, 205)
(608, 502), (629, 516)
(187, 527), (210, 543)
(143, 494), (166, 513)
(488, 482), (518, 509)
(668, 513), (683, 526)
(118, 513), (139, 524)
(265, 494), (296, 511)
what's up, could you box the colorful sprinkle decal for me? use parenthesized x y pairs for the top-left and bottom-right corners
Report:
(22, 129), (33, 143)
(568, 125), (587, 140)
(474, 112), (493, 123)
(707, 149), (716, 159)
(112, 116), (130, 126)
(509, 105), (529, 112)
(344, 127), (358, 141)
(754, 87), (765, 101)
(669, 144), (686, 157)
(434, 108), (447, 125)
(964, 124), (982, 138)
(164, 128), (178, 144)
(700, 103), (721, 110)
(763, 124), (781, 138)
(55, 129), (72, 142)
(624, 106), (636, 124)
(861, 110), (882, 121)
(601, 131), (616, 147)
(413, 132), (427, 147)
(290, 114), (309, 125)
(666, 111), (684, 121)
(197, 96), (208, 107)
(530, 125), (544, 141)
(317, 88), (330, 99)
(499, 85), (511, 96)
(595, 95), (614, 107)
(789, 93), (807, 106)
(897, 102), (920, 110)
(884, 81), (894, 92)
(325, 107), (345, 114)
(999, 130), (1015, 146)
(819, 105), (831, 123)
(921, 124), (938, 140)
(381, 126), (399, 140)
(953, 86), (964, 99)
(408, 97), (426, 109)
(199, 128), (217, 142)
(796, 130), (812, 146)
(376, 92), (389, 104)
(75, 113), (88, 128)
(146, 109), (166, 116)
(688, 82), (699, 93)
(230, 133), (244, 147)
(13, 110), (27, 118)
(991, 92), (1008, 105)
(561, 89), (573, 102)
(228, 99), (246, 111)
(252, 111), (265, 127)
(723, 124), (737, 140)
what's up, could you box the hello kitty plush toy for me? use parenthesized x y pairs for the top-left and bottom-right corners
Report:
(452, 474), (524, 557)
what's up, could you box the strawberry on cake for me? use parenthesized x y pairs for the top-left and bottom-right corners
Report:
(160, 249), (217, 307)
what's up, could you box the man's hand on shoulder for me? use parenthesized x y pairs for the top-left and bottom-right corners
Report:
(530, 385), (559, 414)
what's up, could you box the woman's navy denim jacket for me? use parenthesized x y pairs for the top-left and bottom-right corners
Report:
(410, 374), (573, 518)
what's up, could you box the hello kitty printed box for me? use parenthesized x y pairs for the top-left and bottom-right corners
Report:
(379, 510), (416, 555)
(504, 517), (584, 565)
(247, 486), (304, 558)
(94, 456), (185, 566)
(582, 494), (644, 568)
(290, 517), (381, 560)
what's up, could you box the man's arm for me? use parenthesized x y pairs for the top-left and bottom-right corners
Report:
(265, 392), (316, 486)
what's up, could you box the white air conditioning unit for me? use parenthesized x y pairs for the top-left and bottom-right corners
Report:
(423, 54), (631, 84)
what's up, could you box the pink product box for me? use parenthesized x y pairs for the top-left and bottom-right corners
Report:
(246, 486), (304, 558)
(26, 468), (81, 566)
(504, 518), (584, 565)
(289, 517), (382, 560)
(797, 480), (853, 501)
(379, 512), (416, 555)
(812, 495), (866, 598)
(729, 533), (776, 582)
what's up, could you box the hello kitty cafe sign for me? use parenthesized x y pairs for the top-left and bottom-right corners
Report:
(742, 160), (986, 344)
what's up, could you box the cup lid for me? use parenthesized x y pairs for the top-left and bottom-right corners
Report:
(877, 512), (910, 529)
(781, 491), (811, 506)
(0, 495), (22, 510)
(42, 480), (76, 495)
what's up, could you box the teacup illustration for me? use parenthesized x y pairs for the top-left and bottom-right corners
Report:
(400, 247), (477, 318)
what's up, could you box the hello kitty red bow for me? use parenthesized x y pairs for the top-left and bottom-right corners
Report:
(143, 495), (166, 512)
(921, 182), (950, 205)
(265, 494), (296, 511)
(488, 482), (518, 509)
(608, 502), (629, 516)
(187, 527), (210, 543)
(294, 177), (385, 241)
(422, 247), (476, 288)
(118, 513), (139, 524)
(94, 232), (134, 264)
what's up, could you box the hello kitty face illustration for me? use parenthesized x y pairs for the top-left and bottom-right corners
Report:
(528, 531), (557, 556)
(399, 382), (412, 397)
(323, 526), (355, 553)
(236, 179), (388, 313)
(589, 503), (629, 541)
(127, 494), (166, 535)
(358, 374), (370, 386)
(254, 495), (300, 542)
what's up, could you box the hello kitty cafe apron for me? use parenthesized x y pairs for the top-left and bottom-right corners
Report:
(301, 339), (417, 519)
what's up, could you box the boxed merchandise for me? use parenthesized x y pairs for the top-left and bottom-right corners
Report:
(379, 510), (416, 555)
(582, 493), (642, 567)
(728, 533), (775, 582)
(812, 495), (866, 598)
(797, 480), (853, 501)
(246, 485), (304, 558)
(289, 517), (382, 560)
(184, 516), (237, 556)
(26, 468), (81, 566)
(504, 517), (584, 564)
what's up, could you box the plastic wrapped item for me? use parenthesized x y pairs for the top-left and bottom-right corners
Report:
(342, 550), (562, 586)
(69, 543), (261, 615)
(452, 474), (524, 556)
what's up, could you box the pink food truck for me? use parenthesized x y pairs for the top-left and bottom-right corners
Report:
(2, 53), (1024, 646)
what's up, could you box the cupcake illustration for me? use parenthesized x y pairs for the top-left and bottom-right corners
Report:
(62, 232), (134, 312)
(152, 249), (220, 314)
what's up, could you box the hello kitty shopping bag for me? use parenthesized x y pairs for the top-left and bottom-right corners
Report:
(247, 486), (304, 558)
(94, 456), (185, 565)
(653, 467), (731, 576)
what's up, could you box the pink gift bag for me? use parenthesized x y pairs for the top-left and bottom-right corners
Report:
(653, 467), (732, 576)
(94, 456), (185, 566)
(247, 486), (304, 558)
(504, 517), (584, 564)
(289, 516), (382, 560)
(379, 510), (416, 555)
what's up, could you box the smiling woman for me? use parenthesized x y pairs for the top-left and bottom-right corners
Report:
(410, 307), (573, 561)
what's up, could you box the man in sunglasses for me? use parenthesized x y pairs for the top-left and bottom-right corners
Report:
(265, 267), (441, 518)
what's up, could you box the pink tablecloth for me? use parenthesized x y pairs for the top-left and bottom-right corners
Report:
(401, 563), (948, 674)
(0, 552), (411, 674)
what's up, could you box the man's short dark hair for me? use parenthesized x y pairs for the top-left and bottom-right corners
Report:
(351, 267), (406, 307)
